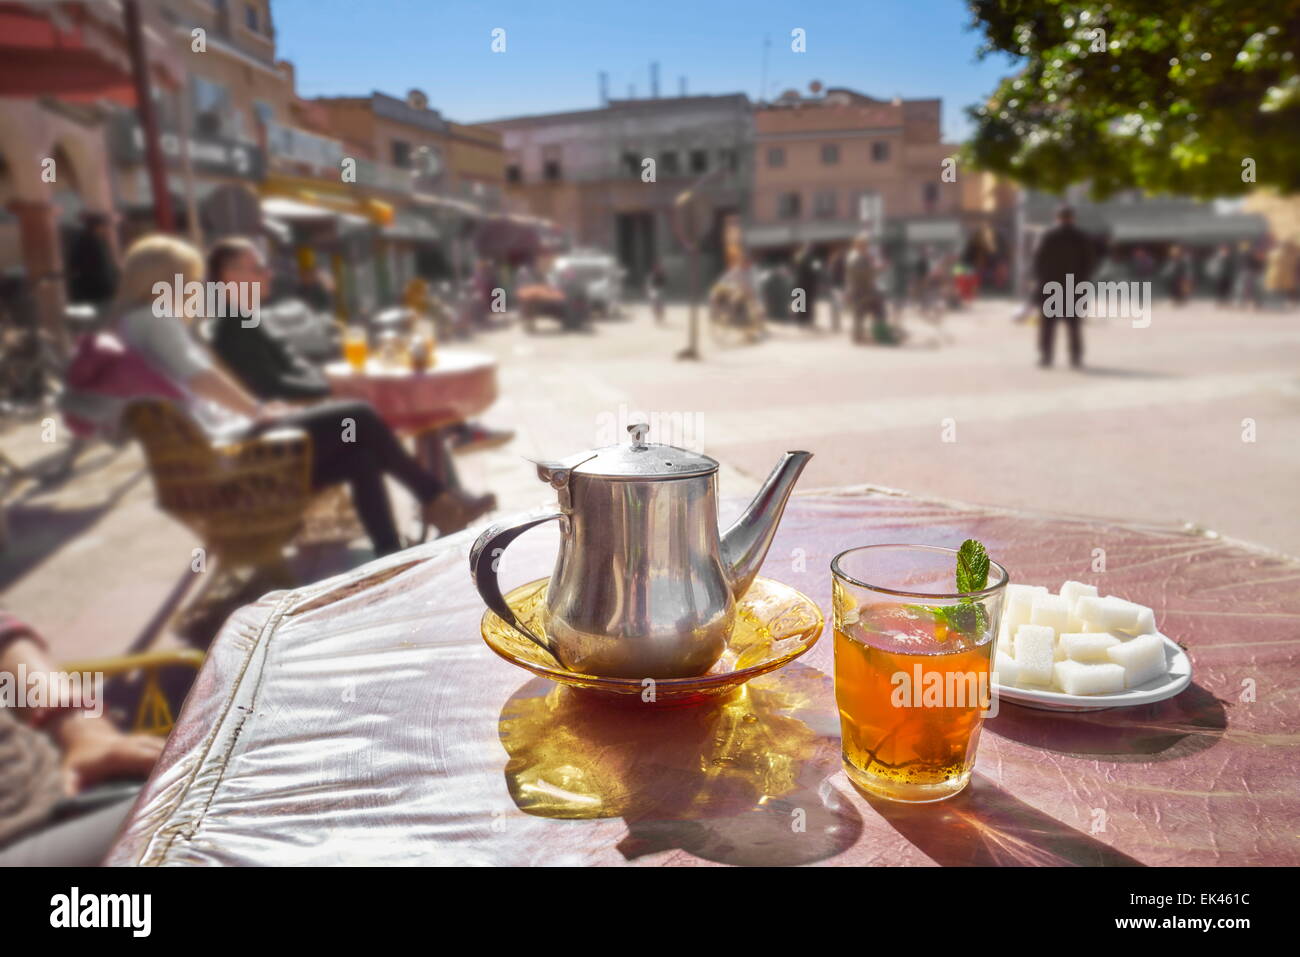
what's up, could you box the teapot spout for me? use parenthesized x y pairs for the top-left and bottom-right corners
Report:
(720, 450), (813, 599)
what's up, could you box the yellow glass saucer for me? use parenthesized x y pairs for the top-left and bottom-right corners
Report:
(481, 576), (825, 704)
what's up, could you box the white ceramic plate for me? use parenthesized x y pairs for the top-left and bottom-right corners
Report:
(994, 633), (1192, 713)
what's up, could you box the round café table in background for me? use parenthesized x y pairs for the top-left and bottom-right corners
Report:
(324, 350), (498, 520)
(105, 489), (1300, 867)
(324, 349), (498, 435)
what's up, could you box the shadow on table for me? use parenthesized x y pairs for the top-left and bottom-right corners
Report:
(497, 662), (861, 866)
(986, 682), (1227, 762)
(861, 772), (1145, 866)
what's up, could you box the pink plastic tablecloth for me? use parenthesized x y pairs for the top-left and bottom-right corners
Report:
(325, 349), (497, 433)
(106, 489), (1300, 866)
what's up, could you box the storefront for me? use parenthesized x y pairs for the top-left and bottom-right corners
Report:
(261, 176), (395, 319)
(0, 1), (183, 344)
(106, 109), (266, 244)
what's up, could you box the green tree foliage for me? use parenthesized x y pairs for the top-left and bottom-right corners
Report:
(963, 0), (1300, 197)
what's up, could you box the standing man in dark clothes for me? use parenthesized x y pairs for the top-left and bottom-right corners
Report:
(792, 243), (819, 327)
(1033, 205), (1095, 368)
(65, 213), (118, 308)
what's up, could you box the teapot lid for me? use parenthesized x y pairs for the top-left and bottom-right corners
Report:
(558, 423), (718, 480)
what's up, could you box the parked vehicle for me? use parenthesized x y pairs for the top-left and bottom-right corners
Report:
(548, 249), (624, 318)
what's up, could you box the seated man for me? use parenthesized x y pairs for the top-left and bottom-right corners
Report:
(0, 612), (164, 866)
(206, 237), (331, 401)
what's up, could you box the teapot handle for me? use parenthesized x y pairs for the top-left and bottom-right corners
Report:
(469, 511), (564, 663)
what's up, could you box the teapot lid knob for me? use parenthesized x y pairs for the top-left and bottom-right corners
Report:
(627, 421), (650, 450)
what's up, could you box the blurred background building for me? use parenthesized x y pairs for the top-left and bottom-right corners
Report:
(3, 0), (1296, 339)
(478, 91), (753, 293)
(747, 87), (957, 247)
(0, 0), (515, 341)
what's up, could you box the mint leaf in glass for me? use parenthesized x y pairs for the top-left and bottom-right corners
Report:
(955, 539), (990, 595)
(907, 539), (992, 639)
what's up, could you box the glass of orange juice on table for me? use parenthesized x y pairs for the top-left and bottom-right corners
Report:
(343, 326), (368, 372)
(832, 542), (1007, 803)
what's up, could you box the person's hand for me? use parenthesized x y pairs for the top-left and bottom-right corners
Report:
(56, 715), (165, 796)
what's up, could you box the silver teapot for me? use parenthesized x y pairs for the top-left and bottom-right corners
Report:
(470, 424), (811, 679)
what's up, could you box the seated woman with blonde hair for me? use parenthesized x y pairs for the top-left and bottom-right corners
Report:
(101, 234), (494, 555)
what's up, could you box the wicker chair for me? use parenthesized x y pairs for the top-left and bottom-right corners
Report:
(122, 400), (314, 588)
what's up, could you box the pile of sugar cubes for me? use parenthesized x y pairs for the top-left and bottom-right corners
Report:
(995, 581), (1168, 695)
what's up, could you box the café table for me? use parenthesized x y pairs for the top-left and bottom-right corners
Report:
(323, 349), (498, 437)
(105, 488), (1300, 866)
(323, 349), (498, 529)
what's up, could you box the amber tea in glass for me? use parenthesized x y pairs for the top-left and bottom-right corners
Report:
(832, 544), (1007, 803)
(343, 327), (368, 371)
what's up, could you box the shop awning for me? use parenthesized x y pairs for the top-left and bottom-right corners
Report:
(1108, 212), (1269, 244)
(902, 219), (964, 242)
(0, 1), (183, 101)
(383, 211), (441, 243)
(410, 192), (483, 219)
(261, 195), (371, 229)
(744, 220), (867, 248)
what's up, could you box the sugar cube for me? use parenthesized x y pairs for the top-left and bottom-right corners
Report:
(1054, 660), (1127, 696)
(1004, 584), (1048, 633)
(1059, 582), (1100, 630)
(1103, 596), (1156, 635)
(1074, 595), (1141, 633)
(1030, 593), (1071, 633)
(1059, 580), (1099, 605)
(1107, 597), (1156, 636)
(996, 621), (1014, 657)
(1013, 624), (1056, 685)
(1060, 632), (1122, 663)
(1106, 633), (1168, 687)
(994, 651), (1018, 686)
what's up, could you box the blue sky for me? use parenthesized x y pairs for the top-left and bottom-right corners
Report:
(273, 0), (1020, 140)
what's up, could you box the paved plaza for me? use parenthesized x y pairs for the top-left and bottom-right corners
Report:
(2, 297), (1297, 661)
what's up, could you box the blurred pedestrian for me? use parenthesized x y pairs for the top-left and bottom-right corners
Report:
(1237, 241), (1265, 310)
(846, 232), (896, 345)
(1162, 245), (1192, 306)
(1132, 247), (1155, 281)
(1033, 205), (1095, 368)
(647, 262), (666, 323)
(1264, 239), (1298, 309)
(911, 245), (932, 315)
(65, 213), (117, 310)
(827, 245), (847, 333)
(1206, 243), (1238, 308)
(792, 243), (819, 327)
